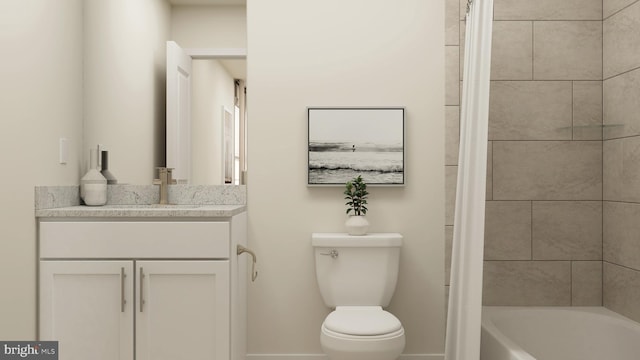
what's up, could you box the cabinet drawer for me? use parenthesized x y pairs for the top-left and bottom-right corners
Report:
(40, 221), (230, 259)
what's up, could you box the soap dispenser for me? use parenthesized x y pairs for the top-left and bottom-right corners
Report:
(80, 146), (107, 206)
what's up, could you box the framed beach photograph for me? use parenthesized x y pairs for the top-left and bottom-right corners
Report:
(308, 107), (405, 186)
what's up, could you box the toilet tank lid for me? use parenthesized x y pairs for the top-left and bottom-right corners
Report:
(312, 233), (402, 247)
(324, 306), (403, 336)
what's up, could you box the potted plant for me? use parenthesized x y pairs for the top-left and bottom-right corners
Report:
(344, 175), (369, 235)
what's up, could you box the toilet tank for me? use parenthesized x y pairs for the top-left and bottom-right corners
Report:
(312, 233), (402, 308)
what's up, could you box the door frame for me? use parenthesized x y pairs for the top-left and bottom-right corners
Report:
(184, 48), (246, 59)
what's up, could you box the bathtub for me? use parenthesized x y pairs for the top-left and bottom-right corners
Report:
(481, 306), (640, 360)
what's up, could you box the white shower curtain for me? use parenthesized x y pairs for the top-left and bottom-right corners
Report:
(444, 0), (493, 359)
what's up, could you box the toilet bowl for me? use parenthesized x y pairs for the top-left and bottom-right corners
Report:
(320, 306), (405, 360)
(312, 233), (405, 360)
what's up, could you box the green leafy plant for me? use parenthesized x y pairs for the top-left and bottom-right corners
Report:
(344, 175), (369, 216)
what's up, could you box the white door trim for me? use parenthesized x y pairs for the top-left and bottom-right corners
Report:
(184, 48), (247, 59)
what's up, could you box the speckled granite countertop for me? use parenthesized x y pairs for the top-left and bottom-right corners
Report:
(36, 204), (246, 218)
(35, 185), (247, 218)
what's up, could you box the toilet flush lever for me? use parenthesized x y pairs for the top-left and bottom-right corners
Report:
(237, 245), (258, 282)
(321, 249), (339, 259)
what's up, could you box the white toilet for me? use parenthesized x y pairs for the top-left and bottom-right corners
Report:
(312, 233), (405, 360)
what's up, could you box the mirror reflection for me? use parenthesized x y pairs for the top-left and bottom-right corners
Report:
(82, 0), (247, 186)
(168, 52), (247, 185)
(191, 58), (247, 185)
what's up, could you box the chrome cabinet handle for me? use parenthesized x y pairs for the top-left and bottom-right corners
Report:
(320, 249), (339, 259)
(120, 267), (126, 313)
(237, 245), (258, 282)
(139, 267), (145, 312)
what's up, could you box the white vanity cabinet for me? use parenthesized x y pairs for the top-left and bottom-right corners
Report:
(39, 260), (135, 360)
(38, 212), (247, 360)
(135, 260), (229, 360)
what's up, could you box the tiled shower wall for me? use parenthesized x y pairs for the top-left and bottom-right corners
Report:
(445, 0), (604, 306)
(602, 0), (640, 322)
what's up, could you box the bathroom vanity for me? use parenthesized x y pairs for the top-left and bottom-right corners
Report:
(36, 204), (247, 360)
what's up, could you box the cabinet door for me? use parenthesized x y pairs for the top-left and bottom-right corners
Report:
(40, 261), (134, 360)
(136, 261), (230, 360)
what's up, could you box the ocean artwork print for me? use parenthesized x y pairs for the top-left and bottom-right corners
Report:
(308, 107), (404, 185)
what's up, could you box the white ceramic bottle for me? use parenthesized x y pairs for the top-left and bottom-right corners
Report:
(80, 147), (107, 206)
(100, 150), (118, 184)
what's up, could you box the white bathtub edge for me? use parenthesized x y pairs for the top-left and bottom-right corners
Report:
(481, 306), (640, 360)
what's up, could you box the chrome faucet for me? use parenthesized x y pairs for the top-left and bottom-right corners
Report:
(153, 167), (176, 204)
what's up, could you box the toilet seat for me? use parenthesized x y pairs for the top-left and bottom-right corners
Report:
(322, 326), (405, 341)
(320, 307), (405, 360)
(323, 306), (403, 336)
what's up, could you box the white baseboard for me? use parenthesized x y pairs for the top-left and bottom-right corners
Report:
(246, 354), (444, 360)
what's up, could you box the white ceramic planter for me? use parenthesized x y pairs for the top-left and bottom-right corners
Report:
(345, 215), (369, 236)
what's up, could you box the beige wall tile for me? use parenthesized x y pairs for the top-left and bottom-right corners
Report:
(534, 21), (602, 80)
(445, 225), (453, 285)
(459, 21), (465, 80)
(603, 137), (640, 202)
(604, 201), (640, 270)
(446, 46), (460, 105)
(489, 81), (572, 140)
(604, 262), (640, 322)
(445, 166), (457, 225)
(484, 201), (532, 260)
(483, 261), (571, 306)
(446, 0), (460, 45)
(494, 0), (602, 20)
(603, 139), (624, 201)
(572, 261), (603, 306)
(604, 2), (640, 78)
(532, 201), (602, 260)
(487, 141), (493, 200)
(603, 69), (640, 139)
(604, 0), (638, 18)
(459, 0), (467, 20)
(445, 106), (460, 165)
(493, 141), (602, 200)
(573, 81), (603, 140)
(491, 21), (533, 80)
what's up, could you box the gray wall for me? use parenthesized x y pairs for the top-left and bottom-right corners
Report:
(602, 0), (640, 322)
(445, 0), (605, 306)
